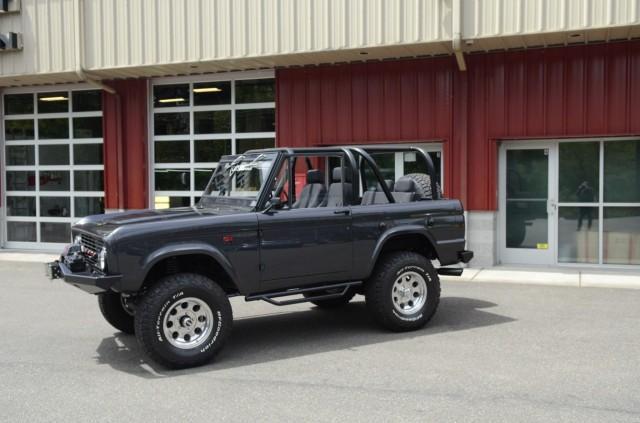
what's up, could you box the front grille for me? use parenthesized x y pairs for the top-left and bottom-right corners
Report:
(79, 233), (104, 271)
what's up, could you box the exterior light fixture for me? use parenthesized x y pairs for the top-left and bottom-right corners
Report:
(158, 98), (186, 103)
(193, 87), (222, 93)
(39, 96), (68, 101)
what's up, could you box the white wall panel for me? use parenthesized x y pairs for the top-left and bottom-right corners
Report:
(1, 0), (639, 86)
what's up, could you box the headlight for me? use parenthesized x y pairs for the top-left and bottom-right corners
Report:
(98, 247), (107, 271)
(74, 234), (82, 245)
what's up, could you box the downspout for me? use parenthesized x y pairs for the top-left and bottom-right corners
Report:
(74, 0), (125, 211)
(452, 0), (467, 71)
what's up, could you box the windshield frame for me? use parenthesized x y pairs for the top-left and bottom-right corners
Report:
(197, 151), (283, 210)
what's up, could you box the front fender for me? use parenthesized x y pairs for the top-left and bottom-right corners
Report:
(117, 242), (239, 293)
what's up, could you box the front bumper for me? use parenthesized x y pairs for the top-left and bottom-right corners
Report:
(46, 260), (122, 294)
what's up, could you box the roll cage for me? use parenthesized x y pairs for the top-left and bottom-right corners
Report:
(242, 146), (441, 211)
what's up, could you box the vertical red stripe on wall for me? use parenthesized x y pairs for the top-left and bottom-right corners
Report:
(276, 40), (640, 211)
(102, 79), (148, 210)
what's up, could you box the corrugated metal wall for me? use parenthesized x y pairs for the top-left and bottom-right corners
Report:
(276, 40), (640, 211)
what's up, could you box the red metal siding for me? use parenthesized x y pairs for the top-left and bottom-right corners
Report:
(277, 40), (640, 211)
(102, 79), (149, 210)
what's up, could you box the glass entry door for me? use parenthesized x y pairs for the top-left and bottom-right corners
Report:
(499, 142), (556, 265)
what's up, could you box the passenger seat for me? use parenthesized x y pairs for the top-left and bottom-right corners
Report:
(360, 179), (393, 205)
(292, 170), (327, 208)
(327, 168), (353, 207)
(392, 178), (418, 203)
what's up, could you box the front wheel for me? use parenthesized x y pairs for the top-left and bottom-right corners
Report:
(134, 273), (233, 369)
(365, 251), (440, 332)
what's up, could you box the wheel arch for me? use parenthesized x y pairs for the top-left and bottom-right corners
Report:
(140, 243), (240, 295)
(367, 227), (438, 278)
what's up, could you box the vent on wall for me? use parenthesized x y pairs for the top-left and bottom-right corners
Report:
(0, 32), (22, 50)
(0, 0), (20, 13)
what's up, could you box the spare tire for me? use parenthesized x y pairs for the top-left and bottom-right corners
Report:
(397, 173), (441, 199)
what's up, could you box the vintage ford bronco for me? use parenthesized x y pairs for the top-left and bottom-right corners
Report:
(46, 146), (473, 368)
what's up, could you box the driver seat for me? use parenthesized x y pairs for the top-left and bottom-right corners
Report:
(292, 170), (327, 208)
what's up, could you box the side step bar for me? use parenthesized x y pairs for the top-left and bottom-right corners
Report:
(245, 281), (362, 306)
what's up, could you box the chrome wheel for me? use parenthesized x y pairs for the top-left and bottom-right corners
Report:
(392, 271), (427, 315)
(162, 297), (214, 349)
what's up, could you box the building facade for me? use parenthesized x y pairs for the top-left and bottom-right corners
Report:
(1, 0), (640, 270)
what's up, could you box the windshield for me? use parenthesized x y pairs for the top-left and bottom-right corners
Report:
(199, 152), (277, 208)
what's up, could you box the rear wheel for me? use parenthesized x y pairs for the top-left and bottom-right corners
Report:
(365, 251), (440, 331)
(98, 291), (135, 334)
(134, 273), (232, 369)
(303, 288), (356, 309)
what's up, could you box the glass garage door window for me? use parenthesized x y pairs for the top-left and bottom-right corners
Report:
(152, 76), (275, 208)
(3, 89), (105, 248)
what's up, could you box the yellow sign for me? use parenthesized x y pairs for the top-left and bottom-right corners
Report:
(536, 243), (549, 250)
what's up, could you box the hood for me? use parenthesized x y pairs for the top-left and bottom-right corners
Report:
(72, 205), (248, 239)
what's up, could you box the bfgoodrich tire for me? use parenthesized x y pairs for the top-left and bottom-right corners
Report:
(365, 251), (440, 332)
(134, 273), (232, 369)
(98, 291), (135, 334)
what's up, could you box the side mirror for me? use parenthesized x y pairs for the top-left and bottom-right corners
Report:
(263, 197), (282, 214)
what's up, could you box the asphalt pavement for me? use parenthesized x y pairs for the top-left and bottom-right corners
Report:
(1, 260), (639, 422)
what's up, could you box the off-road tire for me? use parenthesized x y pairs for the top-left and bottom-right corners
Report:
(365, 251), (440, 332)
(303, 288), (357, 309)
(401, 173), (441, 199)
(134, 273), (232, 369)
(98, 291), (135, 334)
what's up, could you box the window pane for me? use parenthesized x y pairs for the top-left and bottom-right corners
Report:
(193, 81), (231, 105)
(6, 145), (35, 166)
(38, 118), (69, 139)
(155, 169), (190, 191)
(194, 110), (231, 134)
(7, 196), (36, 217)
(4, 120), (35, 140)
(154, 112), (189, 135)
(559, 142), (599, 202)
(41, 222), (71, 243)
(7, 222), (36, 242)
(73, 117), (102, 138)
(75, 197), (104, 217)
(75, 170), (104, 191)
(4, 93), (34, 115)
(558, 207), (599, 263)
(40, 197), (71, 217)
(7, 171), (36, 191)
(154, 196), (191, 209)
(507, 149), (548, 199)
(195, 168), (214, 191)
(40, 171), (70, 191)
(72, 90), (102, 112)
(39, 144), (69, 165)
(506, 200), (548, 248)
(154, 141), (190, 163)
(604, 207), (640, 265)
(604, 140), (640, 202)
(153, 84), (189, 108)
(194, 139), (231, 162)
(235, 109), (275, 133)
(236, 138), (275, 153)
(74, 144), (103, 165)
(235, 79), (275, 103)
(37, 92), (68, 113)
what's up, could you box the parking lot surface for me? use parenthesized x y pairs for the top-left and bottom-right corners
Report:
(1, 261), (639, 422)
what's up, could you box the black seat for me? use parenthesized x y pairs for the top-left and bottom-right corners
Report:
(292, 170), (327, 208)
(327, 167), (353, 207)
(360, 179), (393, 205)
(392, 178), (418, 203)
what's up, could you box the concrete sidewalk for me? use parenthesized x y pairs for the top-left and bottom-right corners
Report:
(441, 266), (640, 290)
(2, 250), (639, 290)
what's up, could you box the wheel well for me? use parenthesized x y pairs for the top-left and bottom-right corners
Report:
(142, 254), (238, 295)
(378, 233), (437, 261)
